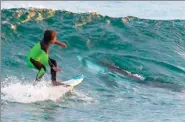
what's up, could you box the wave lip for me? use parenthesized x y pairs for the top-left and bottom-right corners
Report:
(1, 1), (185, 20)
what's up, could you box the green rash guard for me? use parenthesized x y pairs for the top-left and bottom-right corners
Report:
(27, 42), (49, 68)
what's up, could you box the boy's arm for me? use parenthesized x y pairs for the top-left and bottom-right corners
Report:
(54, 40), (67, 48)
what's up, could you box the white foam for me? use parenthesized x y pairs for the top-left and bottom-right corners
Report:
(1, 76), (91, 104)
(125, 70), (145, 80)
(71, 90), (95, 103)
(1, 81), (73, 103)
(1, 1), (185, 20)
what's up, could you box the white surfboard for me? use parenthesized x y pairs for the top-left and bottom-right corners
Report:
(62, 75), (84, 87)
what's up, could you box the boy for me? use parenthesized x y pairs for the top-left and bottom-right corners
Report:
(27, 30), (67, 86)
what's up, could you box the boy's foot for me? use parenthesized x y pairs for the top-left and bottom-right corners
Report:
(33, 79), (41, 86)
(52, 81), (64, 86)
(52, 81), (71, 87)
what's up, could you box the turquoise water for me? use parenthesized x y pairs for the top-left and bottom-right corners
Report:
(1, 8), (185, 122)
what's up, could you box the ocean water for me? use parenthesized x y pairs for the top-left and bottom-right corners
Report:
(1, 4), (185, 122)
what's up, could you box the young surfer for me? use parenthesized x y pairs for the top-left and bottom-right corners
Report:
(27, 30), (67, 86)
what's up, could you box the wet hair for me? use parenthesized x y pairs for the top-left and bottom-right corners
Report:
(43, 30), (56, 43)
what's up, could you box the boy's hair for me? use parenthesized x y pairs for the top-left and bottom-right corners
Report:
(43, 30), (56, 43)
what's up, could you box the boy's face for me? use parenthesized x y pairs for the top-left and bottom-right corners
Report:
(50, 37), (56, 44)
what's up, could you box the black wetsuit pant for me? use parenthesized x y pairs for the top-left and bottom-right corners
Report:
(30, 58), (57, 81)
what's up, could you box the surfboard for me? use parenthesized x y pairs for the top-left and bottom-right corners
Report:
(62, 75), (84, 87)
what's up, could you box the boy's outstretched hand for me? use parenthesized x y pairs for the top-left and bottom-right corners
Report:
(62, 43), (67, 48)
(54, 40), (67, 48)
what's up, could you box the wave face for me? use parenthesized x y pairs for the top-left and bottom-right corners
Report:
(1, 8), (185, 122)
